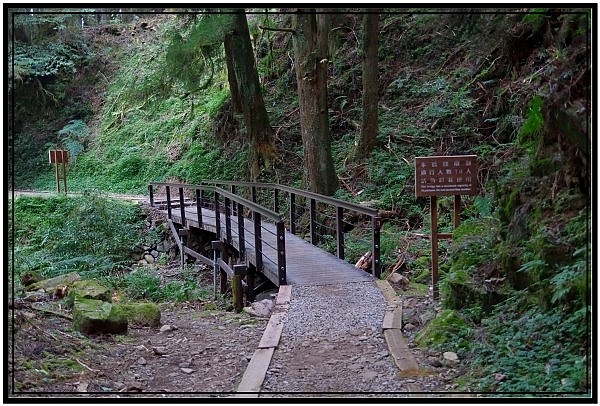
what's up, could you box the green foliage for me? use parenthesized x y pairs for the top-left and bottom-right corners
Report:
(11, 194), (145, 282)
(11, 40), (93, 81)
(521, 9), (549, 31)
(170, 143), (247, 184)
(549, 246), (587, 305)
(57, 119), (89, 162)
(469, 296), (589, 392)
(165, 14), (233, 93)
(44, 16), (247, 194)
(518, 95), (544, 154)
(113, 267), (210, 303)
(415, 309), (473, 351)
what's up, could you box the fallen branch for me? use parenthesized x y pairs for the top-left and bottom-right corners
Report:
(259, 25), (295, 34)
(30, 305), (73, 321)
(355, 251), (372, 271)
(387, 255), (406, 277)
(75, 357), (99, 373)
(29, 322), (59, 341)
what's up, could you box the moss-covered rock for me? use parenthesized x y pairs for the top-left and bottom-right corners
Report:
(415, 309), (468, 348)
(115, 302), (161, 327)
(66, 279), (112, 307)
(27, 272), (81, 292)
(402, 282), (429, 296)
(72, 298), (127, 335)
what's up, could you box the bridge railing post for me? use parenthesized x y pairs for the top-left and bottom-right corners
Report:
(179, 187), (186, 226)
(309, 198), (317, 245)
(195, 188), (203, 228)
(274, 188), (280, 213)
(149, 184), (154, 207)
(254, 212), (263, 272)
(289, 192), (296, 235)
(237, 202), (245, 261)
(225, 196), (232, 244)
(166, 186), (172, 219)
(230, 184), (237, 216)
(336, 206), (345, 260)
(276, 220), (287, 285)
(372, 215), (382, 278)
(214, 191), (221, 240)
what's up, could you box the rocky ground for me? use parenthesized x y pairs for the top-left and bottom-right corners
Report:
(8, 269), (471, 400)
(8, 294), (268, 398)
(8, 192), (470, 399)
(259, 282), (469, 398)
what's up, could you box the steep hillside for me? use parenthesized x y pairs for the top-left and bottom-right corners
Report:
(9, 8), (592, 394)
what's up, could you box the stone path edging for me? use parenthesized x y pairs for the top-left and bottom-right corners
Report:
(236, 280), (420, 396)
(375, 279), (420, 373)
(235, 285), (292, 396)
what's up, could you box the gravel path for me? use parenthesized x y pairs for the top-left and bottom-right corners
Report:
(260, 281), (414, 396)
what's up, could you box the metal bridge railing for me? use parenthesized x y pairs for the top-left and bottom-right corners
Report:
(198, 180), (382, 278)
(149, 181), (287, 285)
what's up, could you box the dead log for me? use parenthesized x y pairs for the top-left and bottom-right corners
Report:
(355, 251), (372, 271)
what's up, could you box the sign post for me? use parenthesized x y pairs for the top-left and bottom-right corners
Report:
(415, 155), (477, 299)
(48, 149), (69, 194)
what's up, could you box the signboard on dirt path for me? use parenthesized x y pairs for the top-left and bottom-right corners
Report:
(48, 149), (69, 164)
(415, 155), (477, 197)
(414, 154), (478, 300)
(48, 149), (69, 194)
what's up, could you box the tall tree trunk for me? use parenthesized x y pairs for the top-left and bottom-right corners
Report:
(357, 11), (380, 159)
(223, 36), (242, 115)
(292, 9), (338, 195)
(224, 9), (275, 180)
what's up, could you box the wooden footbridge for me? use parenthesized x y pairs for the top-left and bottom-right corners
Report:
(148, 181), (382, 307)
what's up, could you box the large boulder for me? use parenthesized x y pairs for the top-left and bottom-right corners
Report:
(115, 302), (161, 327)
(27, 272), (81, 292)
(66, 279), (112, 307)
(72, 298), (128, 335)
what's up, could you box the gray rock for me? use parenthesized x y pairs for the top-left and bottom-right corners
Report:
(159, 324), (173, 333)
(152, 346), (167, 356)
(443, 351), (459, 361)
(144, 254), (155, 264)
(27, 272), (81, 292)
(443, 351), (460, 366)
(180, 368), (195, 374)
(245, 299), (274, 317)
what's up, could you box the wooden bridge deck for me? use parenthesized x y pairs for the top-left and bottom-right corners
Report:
(168, 206), (375, 287)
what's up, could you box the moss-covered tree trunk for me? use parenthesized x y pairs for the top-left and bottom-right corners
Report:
(357, 11), (380, 159)
(223, 9), (275, 180)
(292, 9), (338, 195)
(223, 36), (242, 115)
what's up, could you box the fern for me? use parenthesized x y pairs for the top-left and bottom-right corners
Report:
(518, 95), (544, 152)
(57, 119), (89, 162)
(550, 246), (588, 305)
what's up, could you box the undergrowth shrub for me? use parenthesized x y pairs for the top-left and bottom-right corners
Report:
(469, 294), (589, 393)
(112, 266), (211, 303)
(11, 194), (145, 284)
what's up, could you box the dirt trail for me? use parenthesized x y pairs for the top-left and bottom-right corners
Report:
(9, 189), (148, 203)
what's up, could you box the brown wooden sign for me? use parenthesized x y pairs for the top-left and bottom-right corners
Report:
(48, 149), (69, 164)
(415, 155), (477, 197)
(48, 149), (68, 193)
